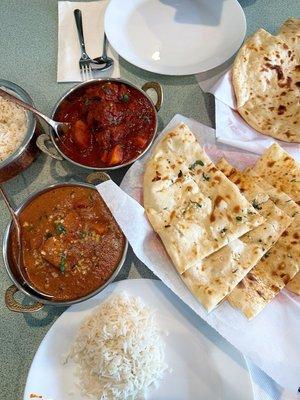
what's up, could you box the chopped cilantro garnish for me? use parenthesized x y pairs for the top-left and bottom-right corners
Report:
(220, 227), (227, 234)
(236, 216), (242, 221)
(252, 199), (262, 210)
(55, 223), (67, 235)
(202, 172), (210, 181)
(190, 200), (202, 208)
(120, 93), (130, 103)
(59, 254), (67, 273)
(189, 160), (204, 170)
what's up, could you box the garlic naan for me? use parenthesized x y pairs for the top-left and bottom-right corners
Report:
(143, 124), (264, 274)
(224, 169), (298, 318)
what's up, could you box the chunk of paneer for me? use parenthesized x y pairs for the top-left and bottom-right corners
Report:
(40, 237), (64, 269)
(73, 120), (90, 148)
(108, 144), (123, 166)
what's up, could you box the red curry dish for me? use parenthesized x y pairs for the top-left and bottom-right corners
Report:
(11, 186), (126, 301)
(54, 81), (157, 168)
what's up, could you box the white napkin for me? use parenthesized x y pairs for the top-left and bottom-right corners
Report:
(57, 1), (120, 82)
(196, 70), (300, 161)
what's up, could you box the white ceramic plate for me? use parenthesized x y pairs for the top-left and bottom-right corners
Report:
(24, 279), (253, 400)
(105, 0), (246, 75)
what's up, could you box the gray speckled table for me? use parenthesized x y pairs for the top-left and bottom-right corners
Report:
(0, 1), (299, 399)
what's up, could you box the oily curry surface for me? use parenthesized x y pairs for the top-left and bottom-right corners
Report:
(11, 186), (125, 301)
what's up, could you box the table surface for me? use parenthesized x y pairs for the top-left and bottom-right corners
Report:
(0, 1), (299, 399)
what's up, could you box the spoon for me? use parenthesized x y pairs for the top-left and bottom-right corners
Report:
(0, 88), (69, 139)
(0, 185), (53, 300)
(91, 33), (114, 72)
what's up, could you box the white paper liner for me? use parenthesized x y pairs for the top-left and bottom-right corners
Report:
(96, 115), (300, 393)
(197, 70), (300, 161)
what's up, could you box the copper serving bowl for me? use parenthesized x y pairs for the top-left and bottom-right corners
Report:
(0, 80), (39, 183)
(2, 172), (128, 313)
(36, 78), (163, 171)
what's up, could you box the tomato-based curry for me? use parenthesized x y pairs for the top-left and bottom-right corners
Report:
(54, 81), (156, 167)
(11, 186), (125, 301)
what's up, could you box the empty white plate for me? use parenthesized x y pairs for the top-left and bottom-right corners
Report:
(24, 279), (253, 400)
(105, 0), (246, 75)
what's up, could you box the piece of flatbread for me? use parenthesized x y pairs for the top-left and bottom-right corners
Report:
(286, 272), (300, 294)
(232, 27), (300, 142)
(277, 18), (300, 56)
(251, 143), (300, 205)
(143, 124), (264, 274)
(181, 158), (291, 312)
(224, 169), (299, 318)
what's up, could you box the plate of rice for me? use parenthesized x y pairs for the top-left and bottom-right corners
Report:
(24, 279), (253, 400)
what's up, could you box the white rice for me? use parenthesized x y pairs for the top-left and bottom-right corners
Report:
(0, 95), (28, 162)
(66, 292), (167, 400)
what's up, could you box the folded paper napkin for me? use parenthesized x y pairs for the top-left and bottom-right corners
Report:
(196, 70), (300, 161)
(57, 1), (120, 82)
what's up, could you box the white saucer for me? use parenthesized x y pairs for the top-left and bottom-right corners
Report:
(105, 0), (246, 75)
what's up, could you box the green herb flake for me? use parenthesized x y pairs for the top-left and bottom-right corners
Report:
(84, 98), (90, 106)
(55, 223), (67, 235)
(236, 216), (243, 221)
(59, 254), (67, 273)
(178, 170), (183, 178)
(291, 179), (300, 183)
(252, 199), (262, 210)
(120, 93), (130, 103)
(189, 160), (204, 170)
(79, 231), (87, 239)
(220, 227), (227, 234)
(190, 200), (202, 208)
(202, 172), (210, 181)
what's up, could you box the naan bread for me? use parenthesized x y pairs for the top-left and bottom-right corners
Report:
(252, 143), (300, 205)
(143, 124), (264, 274)
(278, 18), (300, 56)
(232, 27), (300, 142)
(226, 170), (299, 318)
(181, 158), (291, 312)
(286, 272), (300, 294)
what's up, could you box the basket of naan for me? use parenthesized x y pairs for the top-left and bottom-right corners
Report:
(143, 124), (299, 319)
(231, 18), (299, 143)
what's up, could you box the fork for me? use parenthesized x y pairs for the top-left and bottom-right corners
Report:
(74, 9), (93, 81)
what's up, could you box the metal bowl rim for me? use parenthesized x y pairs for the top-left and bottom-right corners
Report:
(0, 79), (36, 169)
(2, 181), (128, 306)
(48, 77), (159, 171)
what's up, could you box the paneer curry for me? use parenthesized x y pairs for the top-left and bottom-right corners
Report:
(54, 81), (156, 168)
(11, 185), (125, 301)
